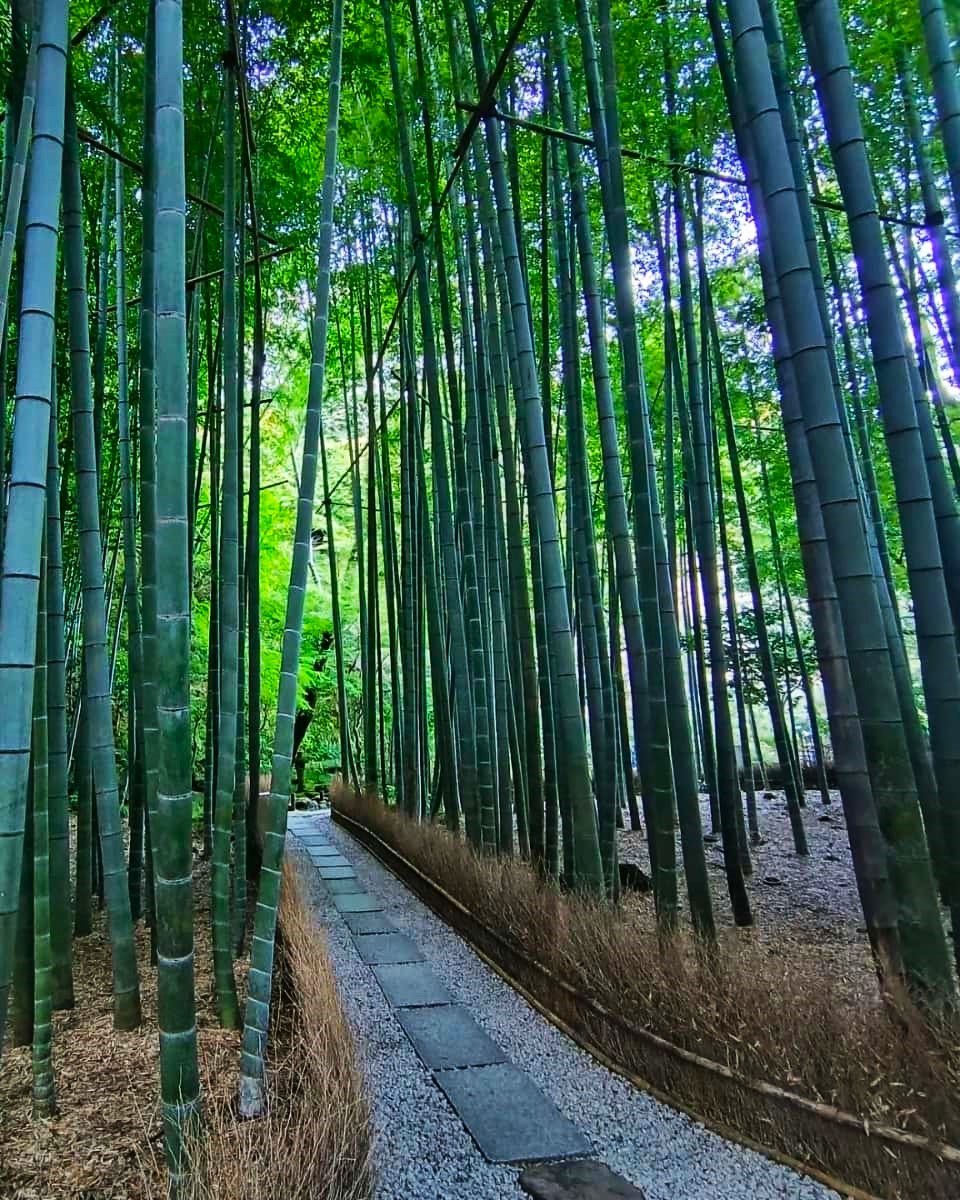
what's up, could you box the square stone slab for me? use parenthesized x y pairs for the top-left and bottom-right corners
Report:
(520, 1161), (645, 1200)
(372, 962), (453, 1008)
(332, 891), (384, 913)
(342, 910), (396, 935)
(434, 1063), (591, 1164)
(308, 852), (350, 869)
(302, 841), (340, 853)
(397, 1005), (507, 1070)
(353, 932), (424, 965)
(318, 865), (357, 880)
(325, 877), (365, 895)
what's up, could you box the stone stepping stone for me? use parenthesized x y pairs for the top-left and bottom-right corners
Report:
(318, 865), (357, 880)
(434, 1063), (591, 1164)
(373, 962), (454, 1008)
(332, 891), (384, 913)
(325, 877), (365, 895)
(397, 1005), (506, 1070)
(342, 910), (396, 935)
(309, 852), (350, 869)
(353, 932), (424, 965)
(302, 841), (339, 853)
(520, 1161), (645, 1199)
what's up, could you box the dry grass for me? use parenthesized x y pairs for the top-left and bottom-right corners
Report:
(178, 859), (374, 1200)
(0, 850), (372, 1200)
(0, 857), (240, 1200)
(334, 787), (960, 1199)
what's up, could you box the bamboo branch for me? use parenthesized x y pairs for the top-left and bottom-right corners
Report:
(113, 243), (296, 309)
(455, 99), (947, 236)
(76, 128), (279, 244)
(72, 4), (116, 45)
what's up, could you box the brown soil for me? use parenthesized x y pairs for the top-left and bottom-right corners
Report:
(1, 857), (237, 1199)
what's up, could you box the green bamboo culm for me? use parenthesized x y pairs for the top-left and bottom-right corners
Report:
(318, 395), (353, 791)
(383, 0), (479, 841)
(10, 772), (32, 1048)
(46, 375), (73, 1009)
(238, 0), (344, 1118)
(151, 0), (202, 1182)
(463, 0), (604, 890)
(204, 330), (221, 866)
(918, 0), (960, 234)
(211, 42), (240, 1032)
(113, 43), (147, 926)
(73, 705), (94, 940)
(32, 524), (54, 1116)
(0, 38), (37, 350)
(0, 33), (39, 560)
(64, 92), (143, 1030)
(93, 133), (110, 485)
(796, 0), (960, 976)
(725, 0), (955, 999)
(139, 0), (162, 965)
(0, 0), (69, 1063)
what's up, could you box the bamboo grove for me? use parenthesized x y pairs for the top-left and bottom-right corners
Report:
(2, 0), (960, 1190)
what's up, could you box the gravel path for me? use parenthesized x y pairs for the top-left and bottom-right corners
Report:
(291, 810), (841, 1200)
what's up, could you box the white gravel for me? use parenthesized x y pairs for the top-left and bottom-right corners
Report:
(289, 810), (840, 1200)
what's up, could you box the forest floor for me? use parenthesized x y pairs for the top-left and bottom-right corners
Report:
(0, 841), (373, 1200)
(617, 789), (880, 1002)
(0, 854), (243, 1199)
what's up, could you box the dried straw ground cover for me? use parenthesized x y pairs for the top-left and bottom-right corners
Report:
(0, 856), (373, 1200)
(334, 789), (960, 1197)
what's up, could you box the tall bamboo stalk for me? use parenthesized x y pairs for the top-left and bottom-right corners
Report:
(211, 47), (240, 1031)
(152, 0), (202, 1177)
(31, 524), (53, 1115)
(64, 92), (142, 1032)
(725, 0), (952, 996)
(45, 374), (72, 1009)
(239, 0), (344, 1116)
(0, 0), (68, 1063)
